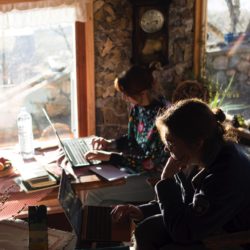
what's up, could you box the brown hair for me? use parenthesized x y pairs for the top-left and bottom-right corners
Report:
(114, 65), (155, 97)
(156, 98), (236, 147)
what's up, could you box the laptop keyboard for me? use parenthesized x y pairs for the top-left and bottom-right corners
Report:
(64, 138), (92, 166)
(85, 206), (112, 241)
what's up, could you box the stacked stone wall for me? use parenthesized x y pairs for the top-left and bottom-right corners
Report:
(206, 45), (250, 119)
(94, 0), (195, 138)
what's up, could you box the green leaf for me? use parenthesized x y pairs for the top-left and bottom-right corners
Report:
(218, 74), (235, 107)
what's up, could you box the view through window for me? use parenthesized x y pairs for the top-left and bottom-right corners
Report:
(206, 0), (250, 123)
(0, 7), (77, 148)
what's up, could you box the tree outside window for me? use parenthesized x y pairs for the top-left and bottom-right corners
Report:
(0, 8), (76, 148)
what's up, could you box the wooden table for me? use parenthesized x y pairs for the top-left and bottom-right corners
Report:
(0, 146), (126, 219)
(34, 167), (126, 216)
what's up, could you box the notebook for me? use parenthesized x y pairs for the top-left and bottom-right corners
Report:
(42, 108), (101, 168)
(58, 170), (133, 244)
(19, 161), (56, 187)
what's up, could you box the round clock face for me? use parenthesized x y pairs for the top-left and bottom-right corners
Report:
(140, 9), (165, 34)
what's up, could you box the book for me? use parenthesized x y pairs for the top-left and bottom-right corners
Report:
(18, 161), (57, 189)
(15, 175), (59, 193)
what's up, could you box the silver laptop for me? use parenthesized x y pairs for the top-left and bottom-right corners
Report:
(58, 170), (133, 245)
(42, 108), (100, 168)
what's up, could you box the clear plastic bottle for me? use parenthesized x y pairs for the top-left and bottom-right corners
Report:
(17, 107), (34, 159)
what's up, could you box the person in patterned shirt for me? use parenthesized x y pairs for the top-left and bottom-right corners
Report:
(84, 65), (170, 206)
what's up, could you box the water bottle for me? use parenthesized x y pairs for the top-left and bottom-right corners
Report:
(17, 107), (34, 159)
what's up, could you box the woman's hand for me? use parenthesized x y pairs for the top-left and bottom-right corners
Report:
(92, 137), (113, 150)
(111, 204), (144, 222)
(84, 150), (112, 161)
(161, 157), (186, 180)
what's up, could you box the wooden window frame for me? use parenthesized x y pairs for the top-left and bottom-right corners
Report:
(76, 1), (95, 137)
(193, 0), (207, 79)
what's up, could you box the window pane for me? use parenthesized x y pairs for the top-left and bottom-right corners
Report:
(0, 9), (76, 148)
(206, 0), (250, 122)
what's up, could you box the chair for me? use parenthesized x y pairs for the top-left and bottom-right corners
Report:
(171, 80), (208, 103)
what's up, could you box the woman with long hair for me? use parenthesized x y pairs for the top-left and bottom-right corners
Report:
(112, 98), (250, 249)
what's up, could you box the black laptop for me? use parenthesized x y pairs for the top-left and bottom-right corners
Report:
(58, 170), (133, 245)
(42, 108), (100, 168)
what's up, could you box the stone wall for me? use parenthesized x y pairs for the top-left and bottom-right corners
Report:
(206, 44), (250, 119)
(94, 0), (195, 138)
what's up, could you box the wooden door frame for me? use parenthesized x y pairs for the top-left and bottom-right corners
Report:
(76, 1), (95, 137)
(193, 0), (207, 79)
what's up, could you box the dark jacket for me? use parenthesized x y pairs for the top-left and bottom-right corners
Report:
(139, 143), (250, 244)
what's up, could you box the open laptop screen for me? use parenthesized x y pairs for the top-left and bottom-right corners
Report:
(42, 108), (65, 149)
(58, 170), (133, 242)
(42, 108), (100, 167)
(58, 170), (82, 237)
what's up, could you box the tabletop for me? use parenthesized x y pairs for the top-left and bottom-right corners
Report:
(0, 145), (126, 219)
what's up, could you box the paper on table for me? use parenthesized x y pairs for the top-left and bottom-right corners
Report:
(18, 161), (49, 182)
(41, 149), (62, 165)
(41, 150), (78, 181)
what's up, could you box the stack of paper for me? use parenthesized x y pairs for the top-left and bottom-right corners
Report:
(18, 162), (57, 188)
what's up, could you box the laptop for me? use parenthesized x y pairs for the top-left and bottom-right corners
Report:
(58, 170), (133, 244)
(88, 165), (133, 181)
(43, 108), (133, 181)
(42, 108), (101, 168)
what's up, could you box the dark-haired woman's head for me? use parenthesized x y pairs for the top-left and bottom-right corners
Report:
(156, 98), (234, 166)
(114, 65), (161, 105)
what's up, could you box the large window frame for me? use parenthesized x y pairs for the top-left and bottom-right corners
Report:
(0, 0), (96, 138)
(76, 1), (95, 137)
(194, 0), (207, 80)
(194, 0), (250, 119)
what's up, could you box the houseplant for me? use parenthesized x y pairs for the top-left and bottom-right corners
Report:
(206, 74), (250, 128)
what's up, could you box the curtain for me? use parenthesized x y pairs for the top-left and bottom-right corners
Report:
(0, 0), (90, 28)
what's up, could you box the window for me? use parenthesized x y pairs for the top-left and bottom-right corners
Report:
(0, 0), (95, 148)
(195, 0), (250, 121)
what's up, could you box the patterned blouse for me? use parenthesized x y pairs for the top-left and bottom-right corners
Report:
(109, 97), (170, 173)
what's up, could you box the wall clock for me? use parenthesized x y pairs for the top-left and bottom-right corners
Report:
(140, 9), (165, 33)
(129, 0), (172, 66)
